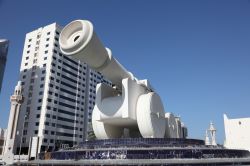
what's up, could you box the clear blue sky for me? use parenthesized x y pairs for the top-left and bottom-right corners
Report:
(0, 0), (250, 143)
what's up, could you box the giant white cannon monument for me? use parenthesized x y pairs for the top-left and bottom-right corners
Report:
(59, 20), (185, 139)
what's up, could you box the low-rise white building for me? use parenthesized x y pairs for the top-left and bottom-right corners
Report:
(224, 114), (250, 151)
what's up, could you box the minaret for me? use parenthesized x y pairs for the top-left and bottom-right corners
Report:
(208, 122), (217, 146)
(4, 81), (24, 156)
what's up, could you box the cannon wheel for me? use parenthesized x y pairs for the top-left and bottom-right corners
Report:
(137, 92), (166, 138)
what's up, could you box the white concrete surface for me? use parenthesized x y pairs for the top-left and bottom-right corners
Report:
(224, 114), (250, 151)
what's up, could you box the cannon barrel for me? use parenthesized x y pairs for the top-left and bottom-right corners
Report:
(59, 20), (134, 88)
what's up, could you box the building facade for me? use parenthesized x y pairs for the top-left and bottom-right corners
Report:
(0, 128), (7, 155)
(0, 39), (9, 93)
(14, 23), (110, 155)
(224, 114), (250, 151)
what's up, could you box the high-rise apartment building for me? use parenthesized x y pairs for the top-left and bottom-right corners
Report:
(0, 39), (9, 93)
(15, 23), (110, 155)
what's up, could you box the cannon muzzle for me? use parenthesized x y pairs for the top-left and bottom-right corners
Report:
(59, 20), (134, 88)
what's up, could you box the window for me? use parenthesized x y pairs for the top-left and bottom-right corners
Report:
(24, 122), (29, 128)
(34, 130), (38, 134)
(47, 32), (50, 35)
(45, 50), (48, 54)
(35, 122), (39, 126)
(38, 99), (42, 103)
(46, 38), (49, 41)
(27, 100), (31, 104)
(39, 91), (43, 95)
(31, 72), (35, 76)
(25, 56), (29, 60)
(44, 139), (47, 143)
(29, 85), (33, 91)
(27, 50), (30, 54)
(45, 44), (49, 48)
(25, 63), (28, 66)
(44, 57), (47, 60)
(40, 84), (44, 88)
(37, 106), (41, 110)
(28, 39), (32, 42)
(58, 108), (75, 116)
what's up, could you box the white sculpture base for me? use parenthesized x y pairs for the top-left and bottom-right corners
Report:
(92, 78), (166, 139)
